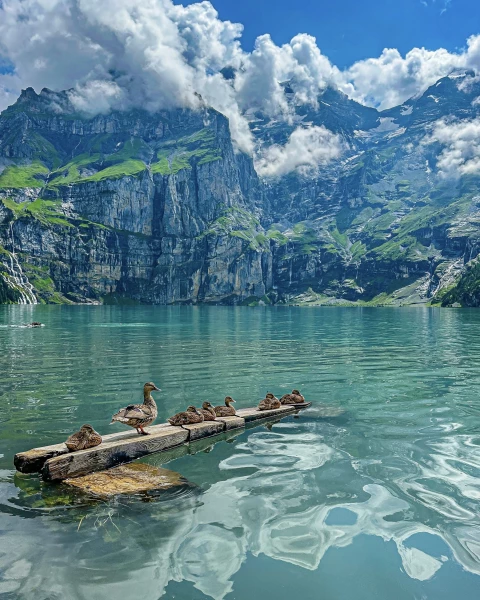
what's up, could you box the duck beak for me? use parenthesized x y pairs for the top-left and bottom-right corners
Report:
(153, 386), (161, 391)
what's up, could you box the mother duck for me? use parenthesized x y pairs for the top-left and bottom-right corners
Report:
(110, 382), (161, 435)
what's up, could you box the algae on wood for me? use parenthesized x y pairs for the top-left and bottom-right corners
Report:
(65, 463), (189, 498)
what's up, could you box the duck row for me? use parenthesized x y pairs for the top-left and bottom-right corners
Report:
(64, 384), (305, 451)
(258, 389), (305, 409)
(168, 397), (236, 425)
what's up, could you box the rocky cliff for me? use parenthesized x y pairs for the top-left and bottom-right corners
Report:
(0, 89), (271, 304)
(1, 79), (480, 306)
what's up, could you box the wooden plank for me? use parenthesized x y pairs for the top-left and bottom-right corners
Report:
(181, 420), (225, 441)
(284, 402), (312, 409)
(42, 426), (188, 481)
(215, 416), (245, 430)
(14, 442), (69, 474)
(236, 406), (296, 422)
(15, 403), (310, 478)
(14, 423), (173, 474)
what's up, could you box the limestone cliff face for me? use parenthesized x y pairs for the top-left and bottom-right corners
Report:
(2, 78), (480, 306)
(0, 88), (270, 304)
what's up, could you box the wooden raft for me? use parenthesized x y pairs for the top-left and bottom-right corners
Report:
(15, 405), (303, 481)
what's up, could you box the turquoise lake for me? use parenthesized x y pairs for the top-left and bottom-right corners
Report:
(0, 306), (479, 599)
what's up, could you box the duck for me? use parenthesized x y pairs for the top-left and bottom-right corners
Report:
(280, 389), (305, 405)
(291, 389), (305, 403)
(214, 396), (236, 417)
(280, 392), (295, 405)
(168, 405), (204, 426)
(199, 401), (217, 421)
(110, 382), (161, 435)
(258, 392), (281, 411)
(65, 424), (102, 452)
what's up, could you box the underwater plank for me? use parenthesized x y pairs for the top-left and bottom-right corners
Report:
(65, 463), (190, 498)
(42, 426), (189, 481)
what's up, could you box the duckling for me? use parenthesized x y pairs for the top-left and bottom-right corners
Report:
(110, 382), (161, 435)
(291, 389), (305, 403)
(280, 389), (305, 405)
(199, 401), (217, 421)
(257, 392), (281, 411)
(214, 396), (236, 417)
(65, 424), (102, 452)
(280, 393), (295, 405)
(168, 405), (204, 426)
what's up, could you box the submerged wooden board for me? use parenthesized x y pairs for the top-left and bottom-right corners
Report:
(65, 463), (189, 498)
(43, 426), (189, 481)
(236, 405), (296, 422)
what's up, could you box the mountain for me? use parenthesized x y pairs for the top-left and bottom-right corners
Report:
(1, 76), (480, 306)
(0, 88), (270, 304)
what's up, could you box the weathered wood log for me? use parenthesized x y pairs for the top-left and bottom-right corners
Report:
(215, 416), (245, 430)
(16, 403), (311, 480)
(181, 420), (225, 441)
(65, 463), (190, 498)
(14, 443), (69, 474)
(14, 424), (173, 474)
(42, 426), (188, 481)
(236, 405), (296, 422)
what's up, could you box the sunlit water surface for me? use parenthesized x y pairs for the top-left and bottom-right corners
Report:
(1, 306), (480, 600)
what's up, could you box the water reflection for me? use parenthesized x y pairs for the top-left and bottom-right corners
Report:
(1, 306), (480, 599)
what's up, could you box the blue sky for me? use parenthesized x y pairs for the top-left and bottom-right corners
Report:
(181, 0), (480, 67)
(2, 0), (480, 129)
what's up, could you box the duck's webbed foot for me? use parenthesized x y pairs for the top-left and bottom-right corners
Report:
(138, 427), (149, 435)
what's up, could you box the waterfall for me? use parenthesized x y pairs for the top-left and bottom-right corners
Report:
(0, 223), (37, 304)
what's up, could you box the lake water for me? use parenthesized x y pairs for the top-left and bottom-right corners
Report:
(0, 306), (479, 600)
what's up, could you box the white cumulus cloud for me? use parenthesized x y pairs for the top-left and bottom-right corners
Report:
(426, 117), (480, 177)
(255, 125), (343, 178)
(1, 0), (480, 173)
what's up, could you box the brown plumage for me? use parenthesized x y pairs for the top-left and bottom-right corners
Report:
(168, 405), (204, 426)
(199, 401), (217, 421)
(65, 424), (102, 452)
(258, 392), (281, 411)
(291, 389), (305, 403)
(110, 382), (161, 435)
(280, 389), (306, 405)
(214, 396), (236, 417)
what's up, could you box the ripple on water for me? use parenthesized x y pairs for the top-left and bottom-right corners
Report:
(1, 306), (480, 598)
